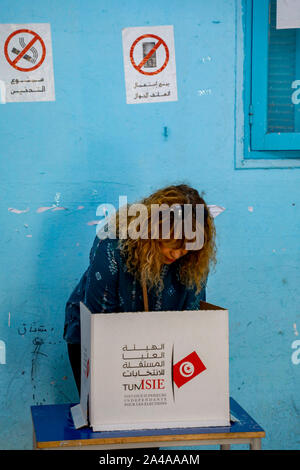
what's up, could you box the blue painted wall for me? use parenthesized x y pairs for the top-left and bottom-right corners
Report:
(0, 0), (299, 450)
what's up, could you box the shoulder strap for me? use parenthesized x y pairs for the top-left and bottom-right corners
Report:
(142, 281), (149, 312)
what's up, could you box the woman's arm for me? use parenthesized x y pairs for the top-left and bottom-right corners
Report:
(84, 238), (119, 313)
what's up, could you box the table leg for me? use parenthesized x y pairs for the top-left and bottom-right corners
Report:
(33, 428), (37, 450)
(250, 438), (261, 450)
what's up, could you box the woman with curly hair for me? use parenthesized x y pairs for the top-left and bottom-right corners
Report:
(63, 184), (216, 394)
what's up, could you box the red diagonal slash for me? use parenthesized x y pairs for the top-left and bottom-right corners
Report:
(137, 39), (163, 71)
(12, 35), (38, 65)
(130, 34), (169, 76)
(4, 29), (46, 72)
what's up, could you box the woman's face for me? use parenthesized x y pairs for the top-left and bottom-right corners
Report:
(159, 241), (188, 264)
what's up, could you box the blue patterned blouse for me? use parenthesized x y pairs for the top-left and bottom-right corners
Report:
(63, 236), (206, 344)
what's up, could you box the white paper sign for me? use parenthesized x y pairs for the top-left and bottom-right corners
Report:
(0, 23), (55, 103)
(122, 25), (178, 104)
(277, 0), (300, 29)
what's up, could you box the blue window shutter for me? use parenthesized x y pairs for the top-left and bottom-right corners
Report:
(251, 0), (300, 151)
(267, 3), (296, 133)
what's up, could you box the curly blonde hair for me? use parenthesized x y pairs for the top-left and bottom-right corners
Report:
(114, 184), (216, 294)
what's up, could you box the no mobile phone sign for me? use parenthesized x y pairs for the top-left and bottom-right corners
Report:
(122, 25), (177, 104)
(130, 34), (169, 76)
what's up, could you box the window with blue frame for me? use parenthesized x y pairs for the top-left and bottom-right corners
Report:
(237, 0), (300, 168)
(251, 0), (300, 151)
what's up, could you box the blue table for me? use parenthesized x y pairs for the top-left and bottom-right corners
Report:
(31, 397), (265, 450)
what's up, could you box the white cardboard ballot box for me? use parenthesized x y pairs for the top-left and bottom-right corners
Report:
(71, 301), (230, 431)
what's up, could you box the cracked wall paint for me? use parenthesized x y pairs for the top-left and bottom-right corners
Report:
(8, 207), (29, 214)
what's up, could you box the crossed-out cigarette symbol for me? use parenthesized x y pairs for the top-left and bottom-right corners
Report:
(4, 29), (46, 72)
(11, 42), (37, 64)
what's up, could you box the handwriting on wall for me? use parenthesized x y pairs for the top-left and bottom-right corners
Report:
(15, 321), (63, 404)
(17, 323), (50, 335)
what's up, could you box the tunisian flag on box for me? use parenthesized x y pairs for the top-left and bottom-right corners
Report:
(173, 351), (206, 388)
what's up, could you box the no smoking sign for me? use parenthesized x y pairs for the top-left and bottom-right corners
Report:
(4, 29), (46, 72)
(122, 25), (177, 104)
(0, 23), (55, 103)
